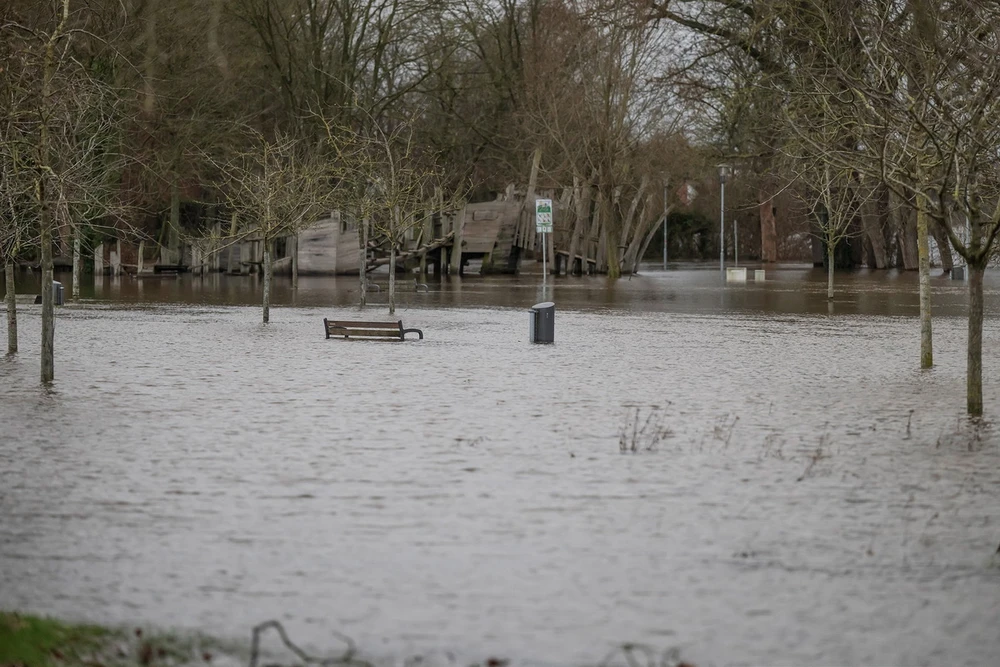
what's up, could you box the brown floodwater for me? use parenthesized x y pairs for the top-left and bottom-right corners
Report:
(1, 264), (999, 666)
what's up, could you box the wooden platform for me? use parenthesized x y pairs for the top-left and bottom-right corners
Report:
(153, 264), (189, 274)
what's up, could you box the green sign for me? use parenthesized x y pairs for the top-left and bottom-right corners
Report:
(535, 198), (553, 233)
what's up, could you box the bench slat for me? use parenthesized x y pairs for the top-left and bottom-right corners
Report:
(329, 329), (402, 338)
(326, 320), (400, 329)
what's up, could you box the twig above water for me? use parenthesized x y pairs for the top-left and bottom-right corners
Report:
(249, 620), (370, 667)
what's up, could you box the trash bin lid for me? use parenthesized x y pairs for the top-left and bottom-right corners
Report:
(532, 301), (555, 309)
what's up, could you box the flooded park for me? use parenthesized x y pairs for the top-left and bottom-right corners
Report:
(2, 265), (999, 666)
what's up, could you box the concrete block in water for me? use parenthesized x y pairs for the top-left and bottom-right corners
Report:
(726, 267), (747, 283)
(754, 269), (766, 281)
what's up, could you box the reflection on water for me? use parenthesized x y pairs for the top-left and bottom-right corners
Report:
(1, 264), (999, 666)
(2, 262), (994, 316)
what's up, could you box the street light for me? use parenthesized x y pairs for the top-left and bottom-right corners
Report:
(718, 164), (730, 273)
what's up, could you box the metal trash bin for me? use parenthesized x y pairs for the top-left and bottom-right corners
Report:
(35, 281), (66, 305)
(528, 301), (555, 343)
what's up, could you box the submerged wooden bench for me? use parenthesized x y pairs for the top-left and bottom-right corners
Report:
(323, 318), (423, 341)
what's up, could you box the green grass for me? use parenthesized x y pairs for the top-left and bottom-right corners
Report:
(0, 612), (111, 667)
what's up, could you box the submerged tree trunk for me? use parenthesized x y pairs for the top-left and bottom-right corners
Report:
(931, 220), (953, 272)
(72, 227), (81, 298)
(916, 192), (933, 368)
(632, 212), (665, 275)
(41, 208), (54, 382)
(388, 243), (397, 315)
(169, 182), (181, 265)
(290, 233), (298, 289)
(39, 3), (69, 384)
(359, 216), (368, 308)
(759, 187), (778, 263)
(567, 177), (589, 275)
(5, 261), (16, 354)
(862, 200), (888, 269)
(827, 243), (835, 300)
(890, 190), (919, 270)
(262, 243), (272, 323)
(968, 261), (985, 415)
(227, 211), (238, 274)
(621, 194), (653, 274)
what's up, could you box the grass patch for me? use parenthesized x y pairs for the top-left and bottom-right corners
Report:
(0, 612), (112, 667)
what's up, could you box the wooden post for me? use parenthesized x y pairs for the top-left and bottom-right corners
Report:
(239, 240), (251, 275)
(420, 208), (432, 276)
(450, 205), (466, 275)
(212, 222), (221, 272)
(94, 242), (104, 276)
(227, 211), (238, 274)
(360, 216), (368, 307)
(524, 150), (542, 247)
(72, 227), (81, 298)
(169, 184), (180, 265)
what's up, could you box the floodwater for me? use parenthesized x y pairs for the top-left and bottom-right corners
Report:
(1, 264), (999, 667)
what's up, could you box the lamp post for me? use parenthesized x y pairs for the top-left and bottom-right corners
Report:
(718, 164), (730, 273)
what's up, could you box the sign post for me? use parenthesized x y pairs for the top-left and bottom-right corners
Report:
(535, 198), (553, 282)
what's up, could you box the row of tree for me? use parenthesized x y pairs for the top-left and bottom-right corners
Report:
(4, 0), (1000, 417)
(651, 0), (1000, 415)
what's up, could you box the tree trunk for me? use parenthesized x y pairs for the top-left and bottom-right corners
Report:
(359, 216), (368, 308)
(41, 206), (55, 383)
(891, 190), (919, 270)
(227, 211), (238, 274)
(262, 243), (272, 323)
(5, 261), (16, 355)
(72, 226), (81, 298)
(759, 187), (778, 263)
(619, 177), (648, 270)
(827, 244), (835, 300)
(567, 177), (589, 275)
(967, 261), (984, 415)
(290, 233), (298, 289)
(931, 219), (953, 272)
(388, 243), (396, 315)
(622, 197), (654, 273)
(169, 182), (180, 265)
(916, 193), (933, 368)
(39, 4), (67, 384)
(633, 212), (667, 275)
(450, 205), (465, 275)
(520, 148), (542, 247)
(862, 199), (888, 268)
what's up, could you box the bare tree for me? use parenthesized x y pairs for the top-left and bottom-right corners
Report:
(49, 76), (134, 298)
(797, 164), (874, 300)
(1, 0), (77, 382)
(0, 101), (37, 356)
(519, 0), (681, 277)
(785, 0), (1000, 413)
(210, 129), (336, 323)
(327, 117), (455, 314)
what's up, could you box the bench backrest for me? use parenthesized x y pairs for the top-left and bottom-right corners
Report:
(324, 319), (403, 339)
